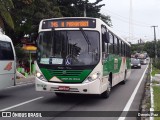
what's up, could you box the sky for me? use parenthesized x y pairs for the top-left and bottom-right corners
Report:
(89, 0), (160, 44)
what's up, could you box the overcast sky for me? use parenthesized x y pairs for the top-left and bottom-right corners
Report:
(89, 0), (160, 43)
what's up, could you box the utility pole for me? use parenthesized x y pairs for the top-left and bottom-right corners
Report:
(151, 26), (158, 59)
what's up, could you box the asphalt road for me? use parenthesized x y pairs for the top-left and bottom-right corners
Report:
(0, 64), (149, 120)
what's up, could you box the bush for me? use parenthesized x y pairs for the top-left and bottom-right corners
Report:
(152, 58), (160, 69)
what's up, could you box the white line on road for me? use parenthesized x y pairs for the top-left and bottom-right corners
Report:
(0, 97), (44, 111)
(118, 65), (149, 120)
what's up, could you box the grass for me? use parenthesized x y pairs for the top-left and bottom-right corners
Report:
(153, 86), (160, 120)
(151, 66), (160, 76)
(152, 80), (160, 85)
(151, 65), (160, 119)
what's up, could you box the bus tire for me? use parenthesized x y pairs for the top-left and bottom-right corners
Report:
(121, 70), (127, 84)
(100, 77), (112, 98)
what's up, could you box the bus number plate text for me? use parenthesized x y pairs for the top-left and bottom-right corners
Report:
(58, 86), (70, 91)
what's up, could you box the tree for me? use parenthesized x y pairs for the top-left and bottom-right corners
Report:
(57, 0), (112, 26)
(143, 41), (155, 58)
(5, 0), (112, 44)
(100, 14), (112, 26)
(0, 0), (14, 30)
(5, 0), (62, 44)
(132, 40), (160, 58)
(131, 43), (145, 54)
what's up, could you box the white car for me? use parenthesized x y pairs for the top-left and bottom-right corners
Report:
(140, 58), (147, 65)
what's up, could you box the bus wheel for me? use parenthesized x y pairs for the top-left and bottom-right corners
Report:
(121, 71), (127, 84)
(100, 78), (112, 98)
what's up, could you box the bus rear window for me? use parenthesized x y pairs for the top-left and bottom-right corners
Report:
(0, 41), (14, 60)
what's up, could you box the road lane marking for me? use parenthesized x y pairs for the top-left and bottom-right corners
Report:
(118, 65), (149, 120)
(0, 97), (43, 111)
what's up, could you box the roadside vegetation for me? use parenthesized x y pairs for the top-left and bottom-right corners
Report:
(151, 66), (160, 76)
(151, 63), (160, 120)
(153, 86), (160, 120)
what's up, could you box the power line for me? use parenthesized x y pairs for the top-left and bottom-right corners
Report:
(105, 9), (151, 26)
(104, 9), (151, 27)
(111, 28), (153, 43)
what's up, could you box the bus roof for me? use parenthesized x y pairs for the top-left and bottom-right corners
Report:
(40, 17), (95, 22)
(0, 33), (12, 42)
(39, 17), (131, 46)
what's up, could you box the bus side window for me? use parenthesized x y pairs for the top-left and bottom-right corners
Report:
(114, 36), (118, 55)
(126, 45), (128, 57)
(124, 43), (126, 57)
(127, 45), (131, 57)
(129, 46), (131, 57)
(121, 41), (124, 56)
(109, 33), (114, 54)
(117, 38), (119, 55)
(119, 39), (121, 56)
(102, 27), (105, 52)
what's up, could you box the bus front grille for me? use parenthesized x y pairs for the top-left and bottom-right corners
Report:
(48, 70), (83, 77)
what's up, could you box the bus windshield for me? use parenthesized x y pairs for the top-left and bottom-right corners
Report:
(37, 30), (100, 66)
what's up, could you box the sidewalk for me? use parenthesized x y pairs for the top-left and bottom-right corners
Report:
(16, 75), (35, 85)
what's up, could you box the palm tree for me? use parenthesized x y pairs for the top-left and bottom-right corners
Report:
(0, 0), (14, 30)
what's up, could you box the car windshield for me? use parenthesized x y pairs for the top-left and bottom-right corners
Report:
(37, 30), (100, 66)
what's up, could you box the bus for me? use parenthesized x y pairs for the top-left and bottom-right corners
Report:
(35, 17), (131, 98)
(0, 33), (16, 90)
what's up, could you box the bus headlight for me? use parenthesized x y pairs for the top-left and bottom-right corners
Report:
(90, 73), (99, 80)
(83, 72), (100, 83)
(36, 72), (47, 81)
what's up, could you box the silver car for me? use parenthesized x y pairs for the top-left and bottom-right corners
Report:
(131, 58), (141, 69)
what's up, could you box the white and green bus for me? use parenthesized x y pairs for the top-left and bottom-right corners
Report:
(35, 17), (131, 98)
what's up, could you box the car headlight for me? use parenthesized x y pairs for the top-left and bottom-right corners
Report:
(138, 64), (141, 66)
(83, 72), (100, 83)
(131, 64), (133, 66)
(36, 72), (47, 81)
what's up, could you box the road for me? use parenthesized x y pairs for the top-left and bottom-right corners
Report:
(0, 64), (149, 120)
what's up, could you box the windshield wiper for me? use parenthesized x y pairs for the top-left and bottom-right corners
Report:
(79, 28), (91, 52)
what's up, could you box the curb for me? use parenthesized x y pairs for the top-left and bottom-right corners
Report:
(150, 64), (154, 120)
(16, 76), (35, 85)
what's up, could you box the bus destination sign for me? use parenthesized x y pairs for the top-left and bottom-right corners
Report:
(42, 19), (96, 29)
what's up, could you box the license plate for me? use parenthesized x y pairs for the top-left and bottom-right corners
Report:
(58, 86), (70, 91)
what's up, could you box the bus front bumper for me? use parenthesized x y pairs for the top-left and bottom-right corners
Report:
(35, 77), (101, 94)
